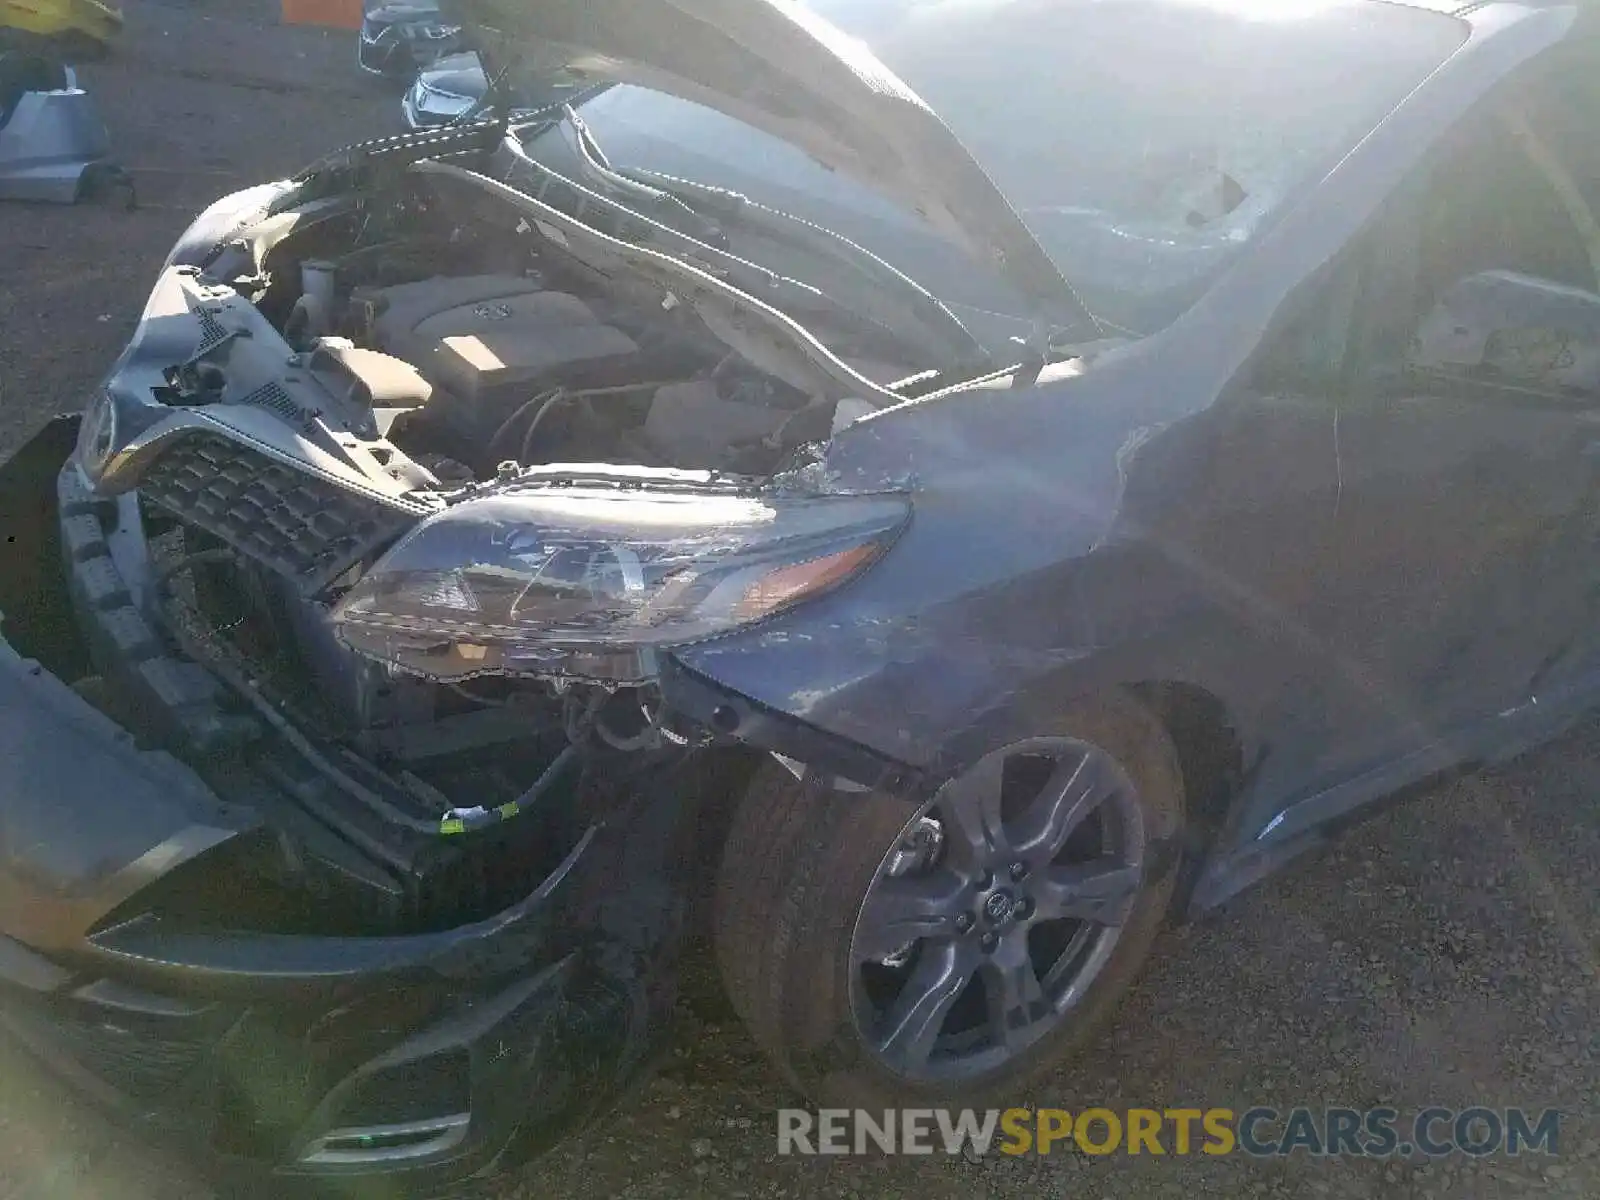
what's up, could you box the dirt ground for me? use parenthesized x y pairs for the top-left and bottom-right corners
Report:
(0, 3), (1595, 1197)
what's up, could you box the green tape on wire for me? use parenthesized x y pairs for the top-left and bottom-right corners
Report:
(434, 745), (576, 836)
(437, 798), (525, 835)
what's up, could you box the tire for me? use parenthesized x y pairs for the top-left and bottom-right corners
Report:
(712, 692), (1185, 1109)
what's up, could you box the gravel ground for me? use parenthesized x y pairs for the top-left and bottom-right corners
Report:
(0, 4), (1595, 1197)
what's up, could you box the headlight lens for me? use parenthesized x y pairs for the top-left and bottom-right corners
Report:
(331, 485), (909, 682)
(76, 390), (119, 476)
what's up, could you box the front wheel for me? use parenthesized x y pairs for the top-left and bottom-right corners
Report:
(712, 695), (1185, 1108)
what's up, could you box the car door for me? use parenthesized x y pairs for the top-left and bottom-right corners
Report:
(1307, 57), (1600, 779)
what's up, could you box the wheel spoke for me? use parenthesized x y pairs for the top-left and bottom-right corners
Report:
(853, 870), (970, 963)
(938, 753), (1010, 866)
(873, 940), (979, 1071)
(1012, 750), (1114, 862)
(1032, 859), (1142, 926)
(982, 935), (1047, 1049)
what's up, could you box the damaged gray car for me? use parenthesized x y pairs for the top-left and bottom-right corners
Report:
(6, 0), (1600, 1191)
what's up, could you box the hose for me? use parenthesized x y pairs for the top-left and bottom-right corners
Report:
(520, 387), (571, 463)
(487, 387), (560, 460)
(446, 681), (510, 707)
(486, 379), (679, 465)
(437, 745), (577, 835)
(592, 703), (661, 752)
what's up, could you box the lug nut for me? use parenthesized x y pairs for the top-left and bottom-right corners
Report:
(1015, 898), (1034, 920)
(956, 912), (975, 933)
(980, 933), (999, 953)
(1009, 861), (1029, 881)
(977, 870), (994, 890)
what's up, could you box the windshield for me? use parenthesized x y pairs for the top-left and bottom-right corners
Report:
(810, 0), (1465, 333)
(519, 0), (1466, 339)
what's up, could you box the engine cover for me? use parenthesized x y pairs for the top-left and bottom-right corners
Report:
(363, 275), (640, 438)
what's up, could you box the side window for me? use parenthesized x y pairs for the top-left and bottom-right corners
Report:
(1253, 43), (1600, 402)
(1355, 48), (1600, 401)
(1503, 41), (1600, 253)
(1412, 115), (1594, 307)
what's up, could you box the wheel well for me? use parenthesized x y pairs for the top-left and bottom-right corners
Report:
(690, 683), (1244, 933)
(1128, 681), (1242, 845)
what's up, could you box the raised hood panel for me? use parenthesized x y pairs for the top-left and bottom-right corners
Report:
(443, 0), (1079, 323)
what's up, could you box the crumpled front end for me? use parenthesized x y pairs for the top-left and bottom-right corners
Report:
(0, 417), (696, 1190)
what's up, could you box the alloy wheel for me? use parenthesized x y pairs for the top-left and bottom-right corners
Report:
(848, 736), (1147, 1082)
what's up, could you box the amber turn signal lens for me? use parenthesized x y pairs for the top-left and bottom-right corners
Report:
(735, 541), (883, 621)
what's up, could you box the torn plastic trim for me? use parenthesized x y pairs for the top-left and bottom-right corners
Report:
(78, 266), (444, 514)
(162, 180), (302, 274)
(81, 826), (595, 993)
(768, 750), (871, 794)
(655, 655), (922, 797)
(0, 632), (254, 953)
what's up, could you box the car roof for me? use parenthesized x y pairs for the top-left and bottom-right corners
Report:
(1374, 0), (1486, 12)
(1380, 0), (1558, 13)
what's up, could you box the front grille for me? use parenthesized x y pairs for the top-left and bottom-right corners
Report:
(138, 434), (415, 596)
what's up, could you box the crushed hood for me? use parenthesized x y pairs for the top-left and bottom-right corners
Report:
(441, 0), (1086, 328)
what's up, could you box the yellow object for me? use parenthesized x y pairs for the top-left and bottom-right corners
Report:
(0, 0), (124, 53)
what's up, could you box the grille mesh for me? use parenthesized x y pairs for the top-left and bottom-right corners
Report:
(237, 381), (309, 428)
(195, 307), (231, 356)
(138, 434), (414, 595)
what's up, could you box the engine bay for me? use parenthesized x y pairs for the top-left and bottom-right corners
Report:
(90, 161), (948, 901)
(230, 170), (931, 492)
(61, 109), (1106, 932)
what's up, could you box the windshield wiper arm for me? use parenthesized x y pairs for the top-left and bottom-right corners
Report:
(618, 166), (993, 370)
(504, 120), (989, 370)
(424, 154), (903, 407)
(536, 103), (989, 367)
(556, 105), (731, 248)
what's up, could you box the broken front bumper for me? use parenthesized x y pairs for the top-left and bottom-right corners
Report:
(0, 418), (685, 1191)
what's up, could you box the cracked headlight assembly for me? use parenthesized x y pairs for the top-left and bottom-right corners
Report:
(331, 486), (910, 683)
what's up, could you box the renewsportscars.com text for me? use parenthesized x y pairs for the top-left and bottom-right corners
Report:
(777, 1106), (1562, 1158)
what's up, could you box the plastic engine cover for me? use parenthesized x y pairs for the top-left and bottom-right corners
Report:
(365, 275), (639, 437)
